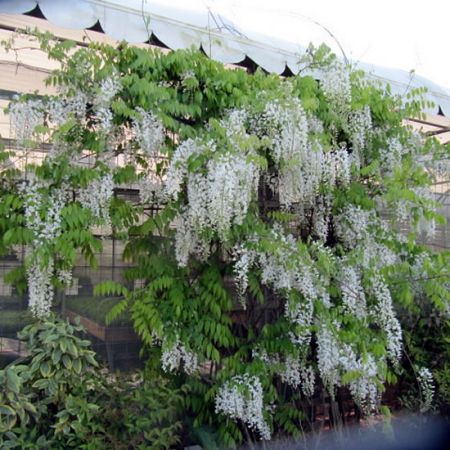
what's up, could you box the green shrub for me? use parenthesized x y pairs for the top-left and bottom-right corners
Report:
(0, 316), (185, 449)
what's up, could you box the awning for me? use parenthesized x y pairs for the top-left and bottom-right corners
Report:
(1, 0), (450, 116)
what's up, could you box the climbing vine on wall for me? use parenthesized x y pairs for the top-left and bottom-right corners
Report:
(1, 32), (449, 445)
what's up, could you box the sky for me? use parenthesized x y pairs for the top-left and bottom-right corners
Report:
(196, 0), (450, 91)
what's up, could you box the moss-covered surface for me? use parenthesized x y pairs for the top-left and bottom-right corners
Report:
(64, 297), (131, 327)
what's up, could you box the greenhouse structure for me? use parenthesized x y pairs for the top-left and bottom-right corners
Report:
(0, 1), (449, 448)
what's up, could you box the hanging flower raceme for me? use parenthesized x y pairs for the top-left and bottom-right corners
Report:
(320, 60), (352, 115)
(339, 264), (367, 319)
(132, 107), (164, 158)
(205, 152), (259, 238)
(317, 322), (381, 411)
(258, 98), (318, 207)
(369, 275), (403, 364)
(47, 92), (87, 126)
(215, 374), (271, 440)
(20, 180), (69, 318)
(93, 74), (121, 132)
(21, 181), (66, 245)
(347, 105), (372, 153)
(9, 97), (45, 145)
(335, 204), (374, 248)
(26, 256), (54, 318)
(161, 336), (199, 375)
(417, 366), (434, 412)
(166, 110), (261, 264)
(78, 173), (114, 224)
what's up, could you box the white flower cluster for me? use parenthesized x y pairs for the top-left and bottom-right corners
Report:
(205, 153), (259, 237)
(9, 97), (45, 145)
(96, 107), (114, 133)
(161, 336), (199, 375)
(164, 138), (202, 200)
(300, 366), (316, 398)
(222, 108), (248, 143)
(410, 252), (430, 295)
(361, 239), (398, 270)
(173, 151), (258, 265)
(173, 210), (205, 266)
(335, 205), (373, 248)
(339, 345), (379, 413)
(339, 265), (367, 319)
(279, 355), (302, 387)
(27, 257), (54, 318)
(317, 323), (380, 410)
(21, 181), (69, 318)
(347, 106), (372, 152)
(417, 366), (434, 413)
(9, 92), (86, 146)
(268, 233), (315, 295)
(252, 349), (315, 396)
(316, 324), (341, 393)
(312, 195), (332, 241)
(93, 75), (121, 132)
(307, 114), (324, 134)
(369, 275), (402, 363)
(56, 268), (72, 287)
(254, 99), (354, 210)
(78, 173), (114, 224)
(139, 172), (167, 204)
(234, 229), (329, 325)
(233, 244), (257, 305)
(320, 61), (351, 114)
(322, 146), (351, 187)
(261, 99), (318, 207)
(379, 137), (407, 175)
(215, 374), (271, 440)
(429, 155), (450, 179)
(97, 76), (121, 106)
(285, 293), (313, 346)
(167, 112), (260, 265)
(132, 107), (164, 158)
(47, 92), (87, 126)
(22, 181), (66, 245)
(262, 98), (309, 164)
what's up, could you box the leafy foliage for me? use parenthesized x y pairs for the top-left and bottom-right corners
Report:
(0, 317), (185, 449)
(0, 316), (101, 448)
(1, 30), (449, 446)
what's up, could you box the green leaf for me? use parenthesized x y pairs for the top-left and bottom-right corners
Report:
(94, 280), (129, 297)
(0, 405), (16, 416)
(72, 357), (82, 374)
(62, 354), (72, 370)
(5, 369), (21, 394)
(341, 370), (362, 384)
(40, 361), (51, 378)
(52, 348), (62, 365)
